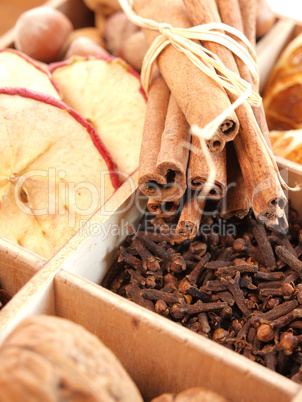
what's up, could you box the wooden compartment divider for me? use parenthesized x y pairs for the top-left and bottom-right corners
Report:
(0, 237), (46, 296)
(293, 388), (302, 402)
(54, 269), (300, 402)
(0, 172), (142, 338)
(256, 19), (296, 94)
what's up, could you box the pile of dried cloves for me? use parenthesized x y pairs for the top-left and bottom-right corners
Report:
(103, 208), (302, 383)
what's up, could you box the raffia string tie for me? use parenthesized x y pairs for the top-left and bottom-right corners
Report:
(118, 0), (299, 193)
(119, 0), (260, 104)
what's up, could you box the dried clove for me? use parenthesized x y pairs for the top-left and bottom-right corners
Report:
(251, 300), (299, 326)
(163, 273), (178, 292)
(106, 207), (302, 381)
(118, 247), (144, 273)
(198, 313), (211, 334)
(125, 281), (155, 312)
(257, 344), (277, 371)
(275, 246), (302, 279)
(135, 232), (186, 273)
(141, 288), (186, 305)
(215, 264), (258, 278)
(232, 237), (265, 265)
(205, 280), (228, 292)
(212, 328), (229, 342)
(221, 272), (252, 316)
(170, 301), (228, 320)
(155, 300), (169, 316)
(132, 238), (161, 272)
(255, 271), (285, 281)
(269, 233), (298, 258)
(178, 253), (210, 291)
(297, 284), (302, 305)
(278, 331), (302, 355)
(216, 291), (235, 307)
(205, 260), (233, 269)
(257, 309), (302, 342)
(250, 219), (277, 270)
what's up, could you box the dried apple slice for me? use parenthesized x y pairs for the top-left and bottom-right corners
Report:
(0, 49), (61, 98)
(0, 87), (119, 259)
(50, 57), (146, 177)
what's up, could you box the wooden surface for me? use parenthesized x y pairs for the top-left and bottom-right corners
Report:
(0, 0), (45, 37)
(0, 175), (300, 401)
(0, 2), (301, 400)
(292, 388), (302, 402)
(54, 269), (300, 402)
(0, 236), (46, 296)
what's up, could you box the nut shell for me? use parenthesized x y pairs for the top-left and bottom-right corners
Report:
(14, 6), (73, 63)
(0, 315), (143, 402)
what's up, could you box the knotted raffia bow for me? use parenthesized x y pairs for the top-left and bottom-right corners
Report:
(118, 0), (299, 193)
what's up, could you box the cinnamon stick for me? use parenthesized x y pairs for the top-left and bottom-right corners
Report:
(220, 143), (251, 219)
(185, 0), (286, 220)
(235, 116), (286, 220)
(216, 0), (285, 218)
(207, 135), (226, 153)
(216, 0), (272, 147)
(239, 0), (273, 149)
(133, 0), (239, 150)
(188, 143), (227, 200)
(183, 0), (248, 214)
(238, 0), (257, 49)
(177, 192), (206, 239)
(139, 74), (190, 201)
(265, 209), (289, 233)
(138, 70), (170, 198)
(156, 94), (190, 198)
(147, 198), (181, 217)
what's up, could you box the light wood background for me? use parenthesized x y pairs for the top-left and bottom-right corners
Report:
(0, 0), (45, 36)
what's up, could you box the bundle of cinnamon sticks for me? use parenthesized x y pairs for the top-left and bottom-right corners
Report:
(135, 0), (287, 238)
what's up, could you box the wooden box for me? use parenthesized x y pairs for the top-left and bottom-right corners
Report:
(0, 2), (302, 401)
(0, 169), (301, 401)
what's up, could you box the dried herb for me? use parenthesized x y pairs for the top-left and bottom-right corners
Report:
(103, 208), (302, 383)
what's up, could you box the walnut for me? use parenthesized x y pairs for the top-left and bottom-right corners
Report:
(0, 315), (143, 401)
